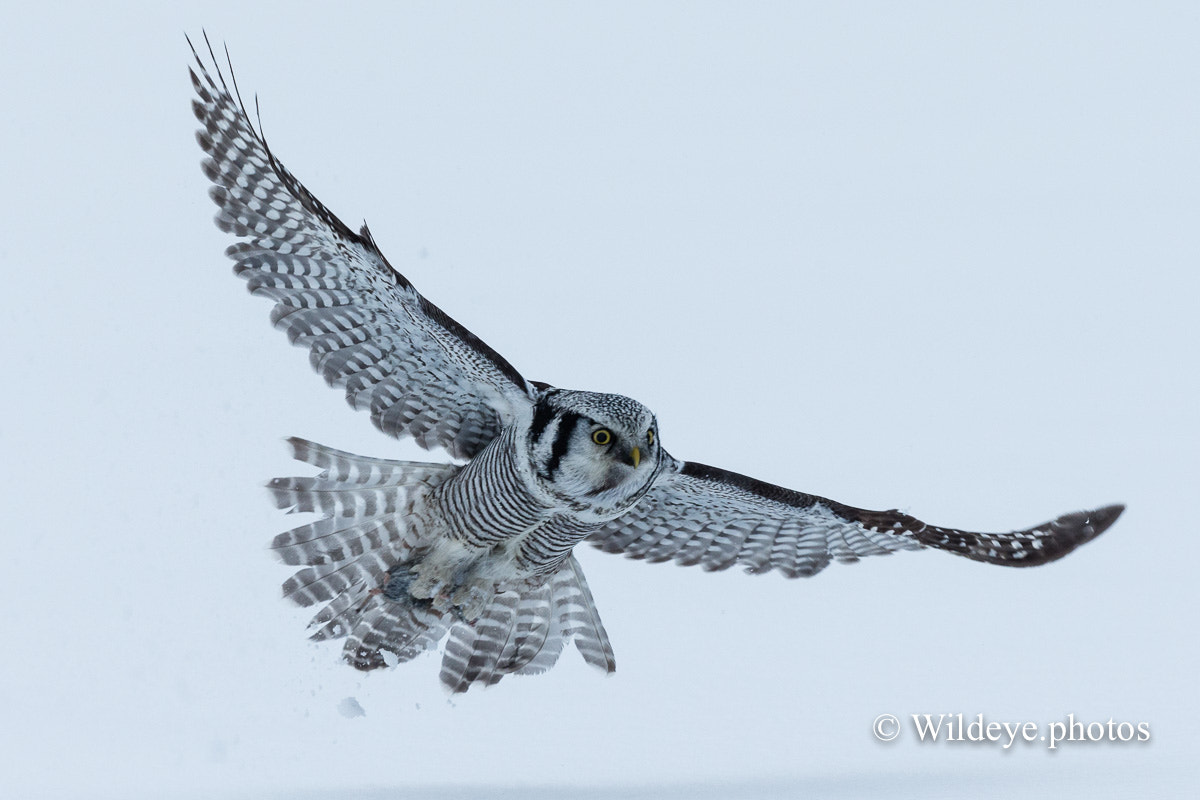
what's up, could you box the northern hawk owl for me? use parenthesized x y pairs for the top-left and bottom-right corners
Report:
(190, 39), (1122, 693)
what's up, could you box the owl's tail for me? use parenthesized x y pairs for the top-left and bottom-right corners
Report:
(436, 555), (617, 693)
(267, 437), (459, 664)
(334, 553), (616, 692)
(267, 438), (616, 692)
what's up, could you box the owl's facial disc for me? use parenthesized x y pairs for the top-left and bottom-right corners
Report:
(527, 390), (659, 514)
(593, 426), (642, 470)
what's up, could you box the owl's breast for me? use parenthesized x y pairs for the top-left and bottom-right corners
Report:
(415, 428), (608, 586)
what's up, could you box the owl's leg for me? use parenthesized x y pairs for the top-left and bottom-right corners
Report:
(382, 562), (487, 621)
(387, 552), (494, 624)
(381, 564), (432, 608)
(448, 582), (492, 623)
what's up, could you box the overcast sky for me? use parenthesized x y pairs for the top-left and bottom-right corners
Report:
(1, 3), (1196, 798)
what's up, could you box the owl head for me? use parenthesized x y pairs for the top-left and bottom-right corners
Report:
(525, 388), (662, 520)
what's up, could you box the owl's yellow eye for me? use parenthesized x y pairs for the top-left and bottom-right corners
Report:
(647, 429), (655, 445)
(591, 429), (612, 446)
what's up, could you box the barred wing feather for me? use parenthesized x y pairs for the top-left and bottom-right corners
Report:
(590, 458), (1124, 578)
(190, 38), (534, 460)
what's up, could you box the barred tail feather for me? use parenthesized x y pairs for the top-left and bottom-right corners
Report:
(267, 437), (458, 650)
(307, 581), (372, 640)
(268, 441), (615, 689)
(272, 515), (409, 568)
(438, 556), (615, 693)
(513, 602), (569, 677)
(560, 556), (617, 672)
(440, 592), (521, 692)
(345, 596), (450, 671)
(282, 557), (386, 608)
(494, 583), (553, 679)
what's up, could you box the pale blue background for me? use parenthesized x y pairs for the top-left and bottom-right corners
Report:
(1, 2), (1196, 798)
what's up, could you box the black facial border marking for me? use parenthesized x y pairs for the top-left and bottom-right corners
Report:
(529, 399), (557, 445)
(544, 411), (582, 479)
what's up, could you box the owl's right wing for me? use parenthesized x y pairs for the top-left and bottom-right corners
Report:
(190, 37), (535, 459)
(590, 456), (1122, 578)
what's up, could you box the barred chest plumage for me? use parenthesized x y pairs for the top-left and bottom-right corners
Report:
(403, 427), (601, 615)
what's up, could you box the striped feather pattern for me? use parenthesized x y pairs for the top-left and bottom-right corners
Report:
(494, 583), (553, 679)
(266, 436), (616, 690)
(438, 556), (613, 692)
(345, 595), (450, 671)
(267, 438), (456, 639)
(428, 428), (597, 571)
(558, 556), (617, 672)
(428, 428), (547, 549)
(440, 592), (521, 691)
(590, 457), (1122, 578)
(190, 38), (535, 461)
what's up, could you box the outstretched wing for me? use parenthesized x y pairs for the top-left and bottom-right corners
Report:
(590, 456), (1122, 578)
(190, 37), (534, 459)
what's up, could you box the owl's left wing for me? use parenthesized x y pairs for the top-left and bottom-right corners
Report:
(590, 456), (1122, 577)
(190, 38), (534, 459)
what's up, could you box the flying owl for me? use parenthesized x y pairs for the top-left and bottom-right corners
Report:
(189, 39), (1122, 693)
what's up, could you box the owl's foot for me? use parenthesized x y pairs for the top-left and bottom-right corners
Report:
(381, 564), (436, 612)
(447, 583), (491, 623)
(382, 564), (417, 601)
(386, 561), (492, 623)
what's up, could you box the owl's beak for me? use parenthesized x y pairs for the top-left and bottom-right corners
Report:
(629, 446), (641, 468)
